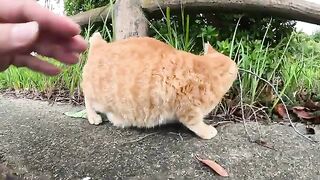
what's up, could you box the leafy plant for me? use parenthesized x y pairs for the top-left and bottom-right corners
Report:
(64, 0), (110, 16)
(312, 30), (320, 42)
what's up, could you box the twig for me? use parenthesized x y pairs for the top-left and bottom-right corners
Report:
(239, 68), (318, 143)
(243, 105), (269, 139)
(168, 132), (184, 141)
(247, 104), (263, 140)
(122, 132), (158, 144)
(230, 104), (239, 115)
(237, 71), (253, 142)
(254, 140), (277, 151)
(155, 0), (166, 18)
(257, 106), (272, 124)
(211, 121), (234, 127)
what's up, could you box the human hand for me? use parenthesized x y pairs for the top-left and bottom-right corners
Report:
(0, 0), (88, 76)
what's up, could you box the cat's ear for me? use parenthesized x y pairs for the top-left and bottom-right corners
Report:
(89, 32), (103, 44)
(204, 42), (217, 55)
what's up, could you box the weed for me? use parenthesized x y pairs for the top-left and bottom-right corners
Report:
(0, 5), (319, 115)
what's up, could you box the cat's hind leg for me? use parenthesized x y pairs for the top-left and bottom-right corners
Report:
(177, 109), (217, 139)
(106, 113), (131, 128)
(84, 97), (103, 125)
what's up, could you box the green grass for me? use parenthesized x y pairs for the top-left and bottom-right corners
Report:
(0, 55), (86, 94)
(0, 5), (319, 112)
(149, 7), (195, 52)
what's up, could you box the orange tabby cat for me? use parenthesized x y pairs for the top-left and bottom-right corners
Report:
(81, 32), (238, 139)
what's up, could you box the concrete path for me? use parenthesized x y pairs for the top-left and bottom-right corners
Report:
(0, 96), (319, 180)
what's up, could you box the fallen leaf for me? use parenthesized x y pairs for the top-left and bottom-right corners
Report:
(64, 109), (87, 119)
(291, 107), (320, 124)
(195, 155), (229, 177)
(306, 127), (315, 135)
(274, 103), (288, 118)
(292, 106), (314, 119)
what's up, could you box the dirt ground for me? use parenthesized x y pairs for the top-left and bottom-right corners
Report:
(0, 96), (319, 180)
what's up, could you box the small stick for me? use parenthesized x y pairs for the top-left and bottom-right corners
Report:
(238, 71), (254, 142)
(249, 105), (263, 140)
(211, 121), (234, 127)
(122, 132), (158, 144)
(168, 132), (184, 141)
(254, 139), (277, 151)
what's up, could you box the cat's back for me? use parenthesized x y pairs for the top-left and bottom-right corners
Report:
(88, 36), (174, 62)
(83, 35), (179, 85)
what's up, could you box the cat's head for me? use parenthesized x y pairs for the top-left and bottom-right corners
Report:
(202, 42), (237, 73)
(197, 42), (238, 95)
(192, 42), (238, 113)
(201, 42), (236, 66)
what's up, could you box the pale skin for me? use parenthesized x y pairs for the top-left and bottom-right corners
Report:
(0, 0), (87, 75)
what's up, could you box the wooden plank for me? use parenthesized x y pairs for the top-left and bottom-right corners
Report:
(141, 0), (320, 25)
(70, 0), (320, 26)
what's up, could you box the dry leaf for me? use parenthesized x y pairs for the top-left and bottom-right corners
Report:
(292, 106), (314, 119)
(64, 109), (87, 119)
(291, 106), (320, 124)
(195, 155), (229, 177)
(274, 103), (288, 118)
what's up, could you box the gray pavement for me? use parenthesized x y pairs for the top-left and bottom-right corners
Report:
(0, 96), (320, 180)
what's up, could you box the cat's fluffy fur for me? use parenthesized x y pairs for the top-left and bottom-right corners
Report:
(81, 32), (238, 139)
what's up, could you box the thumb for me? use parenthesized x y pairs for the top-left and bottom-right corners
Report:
(0, 21), (39, 54)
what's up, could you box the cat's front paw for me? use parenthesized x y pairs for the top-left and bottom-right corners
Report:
(88, 114), (103, 125)
(200, 125), (218, 139)
(184, 121), (218, 140)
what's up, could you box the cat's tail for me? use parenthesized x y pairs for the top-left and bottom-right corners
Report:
(89, 32), (103, 45)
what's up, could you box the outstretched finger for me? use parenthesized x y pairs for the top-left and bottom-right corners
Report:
(34, 43), (80, 65)
(35, 34), (88, 54)
(12, 54), (61, 76)
(0, 0), (80, 37)
(0, 22), (39, 54)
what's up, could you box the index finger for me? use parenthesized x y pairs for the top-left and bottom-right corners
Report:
(0, 0), (81, 37)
